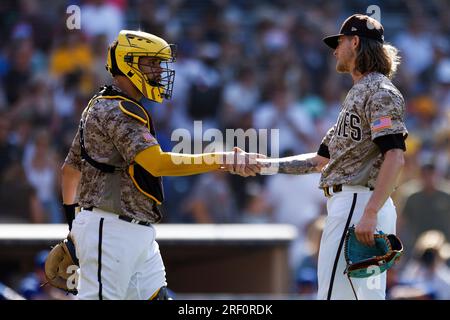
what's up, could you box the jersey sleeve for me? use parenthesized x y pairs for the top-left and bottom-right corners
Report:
(64, 126), (82, 171)
(366, 89), (407, 141)
(317, 125), (335, 158)
(104, 107), (160, 165)
(321, 125), (335, 146)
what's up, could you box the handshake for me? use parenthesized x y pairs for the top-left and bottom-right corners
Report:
(221, 147), (274, 177)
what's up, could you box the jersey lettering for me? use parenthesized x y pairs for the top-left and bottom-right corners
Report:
(337, 111), (362, 142)
(350, 114), (362, 141)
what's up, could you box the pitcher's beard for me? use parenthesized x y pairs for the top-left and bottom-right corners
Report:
(336, 60), (350, 73)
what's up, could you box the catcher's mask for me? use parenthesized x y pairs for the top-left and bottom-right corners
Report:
(106, 30), (176, 103)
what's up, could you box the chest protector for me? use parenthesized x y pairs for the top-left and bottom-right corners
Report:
(80, 85), (164, 206)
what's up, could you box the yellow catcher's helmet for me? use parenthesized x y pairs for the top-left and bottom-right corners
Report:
(106, 30), (176, 103)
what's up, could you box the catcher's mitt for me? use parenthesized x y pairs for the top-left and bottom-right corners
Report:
(344, 226), (403, 278)
(43, 236), (79, 294)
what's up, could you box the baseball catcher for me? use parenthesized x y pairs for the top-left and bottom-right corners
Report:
(59, 30), (261, 300)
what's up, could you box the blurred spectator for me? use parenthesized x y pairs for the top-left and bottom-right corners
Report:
(253, 85), (315, 155)
(392, 230), (450, 300)
(52, 72), (80, 122)
(134, 1), (167, 38)
(161, 46), (204, 132)
(23, 129), (62, 223)
(400, 161), (450, 252)
(3, 38), (34, 105)
(0, 163), (45, 223)
(18, 250), (73, 300)
(160, 175), (198, 223)
(407, 96), (438, 149)
(7, 116), (33, 160)
(435, 122), (450, 179)
(220, 65), (260, 129)
(11, 75), (54, 129)
(186, 42), (223, 131)
(240, 181), (271, 224)
(294, 215), (325, 297)
(49, 30), (93, 94)
(90, 34), (110, 89)
(263, 149), (326, 271)
(394, 17), (434, 94)
(184, 171), (238, 224)
(0, 113), (21, 177)
(315, 74), (345, 137)
(292, 21), (329, 96)
(254, 15), (291, 59)
(81, 0), (124, 44)
(434, 57), (450, 111)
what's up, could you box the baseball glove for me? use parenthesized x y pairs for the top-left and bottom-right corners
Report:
(43, 236), (79, 294)
(344, 226), (403, 278)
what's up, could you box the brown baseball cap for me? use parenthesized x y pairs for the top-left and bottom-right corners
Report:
(323, 14), (384, 49)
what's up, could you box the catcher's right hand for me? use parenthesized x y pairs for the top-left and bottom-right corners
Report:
(43, 236), (79, 294)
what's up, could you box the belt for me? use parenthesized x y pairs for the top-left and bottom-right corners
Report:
(321, 184), (374, 198)
(321, 185), (343, 198)
(83, 207), (152, 227)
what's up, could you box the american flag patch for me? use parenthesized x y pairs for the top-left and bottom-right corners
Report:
(371, 116), (392, 131)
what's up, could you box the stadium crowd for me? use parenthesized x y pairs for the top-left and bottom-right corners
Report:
(0, 0), (449, 299)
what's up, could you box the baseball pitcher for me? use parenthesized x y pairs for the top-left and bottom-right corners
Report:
(255, 14), (407, 300)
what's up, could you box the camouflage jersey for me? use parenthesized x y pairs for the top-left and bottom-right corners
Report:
(64, 86), (161, 223)
(319, 72), (407, 189)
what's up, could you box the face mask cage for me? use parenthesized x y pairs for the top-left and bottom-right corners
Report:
(155, 60), (175, 99)
(124, 44), (176, 100)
